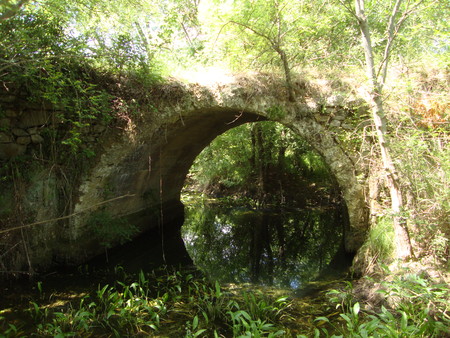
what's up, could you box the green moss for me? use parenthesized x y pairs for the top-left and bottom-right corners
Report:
(266, 105), (286, 120)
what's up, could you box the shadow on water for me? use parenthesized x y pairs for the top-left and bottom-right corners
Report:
(85, 225), (194, 274)
(181, 196), (353, 292)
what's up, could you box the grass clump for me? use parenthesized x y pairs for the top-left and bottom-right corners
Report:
(364, 217), (396, 263)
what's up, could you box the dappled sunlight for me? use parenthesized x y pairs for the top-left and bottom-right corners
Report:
(174, 66), (237, 87)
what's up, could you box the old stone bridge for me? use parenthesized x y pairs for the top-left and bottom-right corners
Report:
(1, 72), (368, 270)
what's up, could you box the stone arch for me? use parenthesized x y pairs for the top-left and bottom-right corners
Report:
(71, 80), (368, 264)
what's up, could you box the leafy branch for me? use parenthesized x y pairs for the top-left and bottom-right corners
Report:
(0, 0), (29, 21)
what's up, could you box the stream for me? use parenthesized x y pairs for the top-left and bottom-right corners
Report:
(181, 194), (352, 290)
(0, 194), (353, 336)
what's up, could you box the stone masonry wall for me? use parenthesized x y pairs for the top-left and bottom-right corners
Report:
(0, 75), (370, 273)
(0, 90), (49, 160)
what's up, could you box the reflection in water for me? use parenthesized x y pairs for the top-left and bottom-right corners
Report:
(182, 198), (347, 289)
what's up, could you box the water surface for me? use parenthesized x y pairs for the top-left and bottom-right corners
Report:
(182, 196), (349, 289)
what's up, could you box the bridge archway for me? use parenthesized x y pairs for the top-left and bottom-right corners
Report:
(73, 79), (367, 263)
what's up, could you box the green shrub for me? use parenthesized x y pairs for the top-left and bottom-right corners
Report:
(317, 274), (450, 337)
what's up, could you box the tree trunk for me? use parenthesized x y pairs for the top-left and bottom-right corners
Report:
(355, 0), (412, 259)
(371, 91), (412, 259)
(135, 21), (154, 61)
(255, 124), (266, 206)
(275, 46), (295, 102)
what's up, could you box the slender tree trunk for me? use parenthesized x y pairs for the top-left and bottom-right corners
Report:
(355, 0), (412, 259)
(371, 90), (412, 259)
(255, 124), (266, 206)
(251, 124), (265, 206)
(275, 47), (295, 102)
(135, 21), (154, 61)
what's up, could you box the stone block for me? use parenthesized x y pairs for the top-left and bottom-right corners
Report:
(329, 119), (341, 127)
(0, 143), (26, 159)
(92, 124), (106, 134)
(12, 128), (29, 137)
(0, 132), (12, 143)
(342, 123), (354, 130)
(18, 110), (50, 128)
(334, 114), (346, 121)
(314, 114), (329, 123)
(0, 118), (11, 128)
(0, 95), (17, 103)
(31, 134), (44, 144)
(4, 109), (20, 118)
(27, 127), (38, 135)
(16, 136), (31, 145)
(326, 94), (345, 106)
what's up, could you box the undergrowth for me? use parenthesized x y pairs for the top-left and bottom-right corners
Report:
(0, 267), (293, 337)
(311, 271), (450, 337)
(1, 266), (448, 337)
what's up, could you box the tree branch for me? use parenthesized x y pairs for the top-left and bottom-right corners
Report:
(377, 0), (428, 86)
(338, 0), (359, 21)
(0, 194), (135, 235)
(228, 20), (275, 45)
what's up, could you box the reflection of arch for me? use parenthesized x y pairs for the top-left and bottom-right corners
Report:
(73, 82), (367, 263)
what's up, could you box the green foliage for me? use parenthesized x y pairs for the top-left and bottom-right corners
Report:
(187, 121), (333, 205)
(266, 105), (286, 120)
(318, 275), (450, 337)
(22, 277), (165, 337)
(3, 268), (293, 337)
(326, 281), (356, 314)
(361, 217), (396, 263)
(389, 127), (450, 260)
(0, 1), (166, 160)
(0, 7), (114, 157)
(3, 268), (449, 337)
(241, 292), (289, 324)
(226, 305), (285, 337)
(88, 211), (138, 249)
